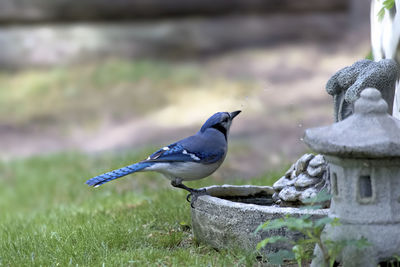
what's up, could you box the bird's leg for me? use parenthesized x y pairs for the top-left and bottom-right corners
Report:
(170, 179), (207, 208)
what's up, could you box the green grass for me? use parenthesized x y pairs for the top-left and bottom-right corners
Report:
(0, 151), (282, 266)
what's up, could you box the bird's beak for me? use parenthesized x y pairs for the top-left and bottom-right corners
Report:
(229, 110), (241, 119)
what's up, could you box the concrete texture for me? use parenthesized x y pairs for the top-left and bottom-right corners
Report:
(272, 153), (330, 207)
(326, 59), (400, 121)
(312, 223), (400, 267)
(190, 185), (328, 253)
(327, 156), (400, 224)
(305, 88), (400, 266)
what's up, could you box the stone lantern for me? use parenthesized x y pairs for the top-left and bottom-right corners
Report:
(304, 88), (400, 266)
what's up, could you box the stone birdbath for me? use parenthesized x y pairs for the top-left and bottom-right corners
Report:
(190, 185), (328, 253)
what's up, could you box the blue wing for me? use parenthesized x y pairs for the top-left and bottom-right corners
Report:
(145, 136), (225, 164)
(145, 143), (201, 163)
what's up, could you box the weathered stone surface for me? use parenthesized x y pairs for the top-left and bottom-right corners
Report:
(299, 187), (318, 203)
(314, 177), (327, 190)
(306, 165), (325, 177)
(306, 88), (400, 266)
(272, 192), (281, 204)
(191, 185), (328, 253)
(284, 163), (295, 178)
(325, 59), (400, 121)
(309, 154), (326, 167)
(278, 186), (301, 202)
(312, 224), (400, 267)
(294, 153), (314, 175)
(272, 153), (330, 206)
(273, 176), (294, 191)
(294, 173), (320, 188)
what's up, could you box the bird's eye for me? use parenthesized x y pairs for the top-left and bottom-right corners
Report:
(222, 117), (229, 123)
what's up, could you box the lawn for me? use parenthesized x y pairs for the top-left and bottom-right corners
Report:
(0, 150), (282, 266)
(0, 58), (286, 266)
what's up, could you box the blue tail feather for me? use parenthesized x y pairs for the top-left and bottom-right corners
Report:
(86, 162), (152, 187)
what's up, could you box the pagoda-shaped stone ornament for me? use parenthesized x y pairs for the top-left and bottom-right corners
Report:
(304, 88), (400, 267)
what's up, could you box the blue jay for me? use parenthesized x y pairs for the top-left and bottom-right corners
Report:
(86, 110), (241, 204)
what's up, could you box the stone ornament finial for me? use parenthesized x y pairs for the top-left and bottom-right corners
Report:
(354, 87), (388, 114)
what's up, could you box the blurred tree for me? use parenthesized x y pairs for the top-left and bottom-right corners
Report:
(370, 0), (400, 118)
(0, 0), (346, 22)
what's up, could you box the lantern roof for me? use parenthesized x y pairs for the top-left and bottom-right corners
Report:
(304, 88), (400, 158)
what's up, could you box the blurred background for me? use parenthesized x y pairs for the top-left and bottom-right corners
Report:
(0, 2), (376, 265)
(0, 0), (370, 179)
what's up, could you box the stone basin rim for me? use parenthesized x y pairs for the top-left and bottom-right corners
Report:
(192, 184), (329, 215)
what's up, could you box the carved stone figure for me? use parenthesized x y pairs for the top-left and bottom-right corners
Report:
(326, 59), (399, 121)
(272, 154), (329, 207)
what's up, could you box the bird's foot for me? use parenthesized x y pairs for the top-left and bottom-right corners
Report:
(186, 188), (207, 208)
(170, 180), (207, 208)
